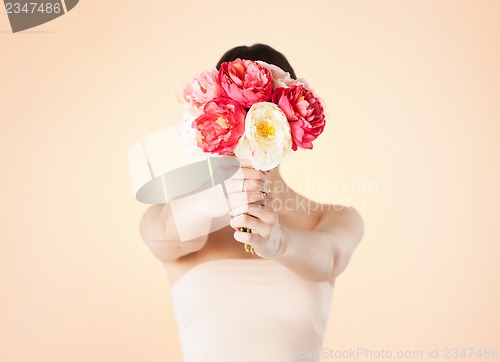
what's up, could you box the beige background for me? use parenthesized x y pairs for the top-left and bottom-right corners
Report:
(1, 0), (499, 361)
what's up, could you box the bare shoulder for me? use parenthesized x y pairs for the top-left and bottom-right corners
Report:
(315, 204), (364, 281)
(315, 204), (365, 245)
(140, 204), (167, 241)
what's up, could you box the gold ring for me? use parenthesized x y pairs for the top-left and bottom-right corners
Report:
(240, 227), (254, 254)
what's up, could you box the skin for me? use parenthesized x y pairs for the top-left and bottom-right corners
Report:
(140, 158), (364, 286)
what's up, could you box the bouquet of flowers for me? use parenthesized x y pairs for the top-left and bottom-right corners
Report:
(178, 58), (326, 171)
(177, 58), (326, 253)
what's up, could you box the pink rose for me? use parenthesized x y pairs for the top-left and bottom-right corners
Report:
(272, 84), (326, 150)
(218, 59), (273, 108)
(180, 69), (222, 109)
(192, 97), (246, 155)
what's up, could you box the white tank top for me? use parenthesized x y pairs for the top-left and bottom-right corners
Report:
(171, 258), (334, 362)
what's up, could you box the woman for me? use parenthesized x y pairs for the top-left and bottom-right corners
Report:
(139, 44), (364, 362)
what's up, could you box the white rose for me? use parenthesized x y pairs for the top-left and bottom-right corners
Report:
(235, 102), (292, 171)
(256, 60), (295, 89)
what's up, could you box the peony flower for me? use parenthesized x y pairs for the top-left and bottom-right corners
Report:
(192, 97), (246, 155)
(256, 60), (295, 89)
(218, 59), (273, 108)
(176, 110), (206, 159)
(179, 69), (222, 110)
(272, 84), (326, 150)
(235, 102), (292, 171)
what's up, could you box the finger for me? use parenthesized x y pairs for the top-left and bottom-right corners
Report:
(223, 178), (270, 195)
(227, 190), (268, 210)
(230, 214), (271, 237)
(233, 229), (255, 244)
(242, 178), (270, 193)
(243, 208), (277, 226)
(229, 201), (277, 224)
(233, 230), (267, 250)
(232, 167), (267, 182)
(248, 195), (274, 210)
(229, 194), (273, 212)
(223, 178), (246, 194)
(230, 213), (261, 231)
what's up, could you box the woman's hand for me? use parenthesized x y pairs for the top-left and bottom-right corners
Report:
(224, 159), (284, 258)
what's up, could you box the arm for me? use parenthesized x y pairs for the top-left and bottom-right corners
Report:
(139, 156), (252, 263)
(139, 203), (208, 263)
(139, 183), (231, 263)
(277, 206), (364, 282)
(230, 204), (364, 283)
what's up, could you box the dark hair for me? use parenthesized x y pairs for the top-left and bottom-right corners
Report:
(216, 43), (297, 79)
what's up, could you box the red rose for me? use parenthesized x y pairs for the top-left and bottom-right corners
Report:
(273, 84), (326, 150)
(192, 97), (246, 155)
(218, 59), (273, 108)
